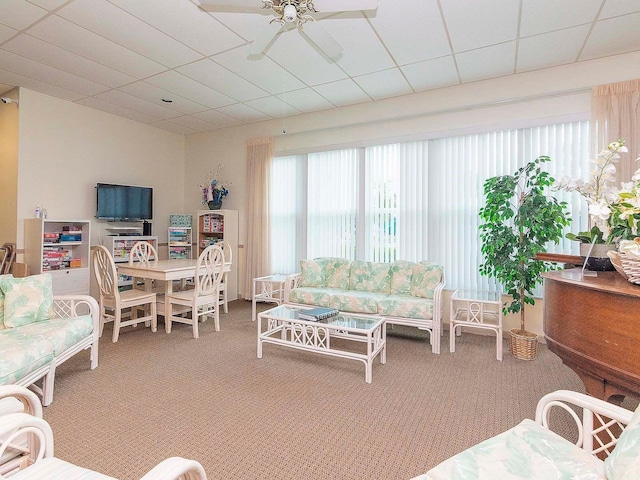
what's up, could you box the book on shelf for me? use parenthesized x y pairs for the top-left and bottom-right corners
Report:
(298, 307), (339, 321)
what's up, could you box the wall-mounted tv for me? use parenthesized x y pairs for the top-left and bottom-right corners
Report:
(96, 183), (153, 221)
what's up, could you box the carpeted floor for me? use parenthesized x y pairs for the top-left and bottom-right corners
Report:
(43, 300), (585, 480)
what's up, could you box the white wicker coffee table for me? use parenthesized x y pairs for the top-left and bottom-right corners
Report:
(257, 305), (386, 383)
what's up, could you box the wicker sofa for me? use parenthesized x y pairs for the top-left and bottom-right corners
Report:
(412, 389), (640, 480)
(284, 257), (445, 353)
(0, 273), (99, 406)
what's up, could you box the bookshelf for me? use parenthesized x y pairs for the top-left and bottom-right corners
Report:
(168, 227), (192, 260)
(104, 235), (158, 287)
(196, 209), (238, 301)
(24, 219), (91, 295)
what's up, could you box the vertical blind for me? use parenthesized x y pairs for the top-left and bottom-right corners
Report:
(269, 120), (590, 293)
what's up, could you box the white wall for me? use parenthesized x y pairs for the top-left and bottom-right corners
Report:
(185, 49), (640, 335)
(17, 89), (185, 256)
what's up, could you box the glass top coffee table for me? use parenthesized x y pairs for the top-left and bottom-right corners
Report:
(257, 305), (386, 383)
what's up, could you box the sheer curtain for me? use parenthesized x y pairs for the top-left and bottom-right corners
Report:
(592, 79), (640, 182)
(243, 137), (273, 300)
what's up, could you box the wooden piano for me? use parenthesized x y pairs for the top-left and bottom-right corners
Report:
(543, 269), (640, 402)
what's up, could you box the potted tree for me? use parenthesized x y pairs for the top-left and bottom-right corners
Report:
(479, 156), (571, 360)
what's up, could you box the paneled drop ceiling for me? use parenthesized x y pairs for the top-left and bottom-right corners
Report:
(1, 0), (639, 135)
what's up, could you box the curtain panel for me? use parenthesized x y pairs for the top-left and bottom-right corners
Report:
(592, 79), (640, 183)
(243, 137), (273, 300)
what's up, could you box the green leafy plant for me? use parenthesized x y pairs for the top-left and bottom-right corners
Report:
(479, 156), (571, 338)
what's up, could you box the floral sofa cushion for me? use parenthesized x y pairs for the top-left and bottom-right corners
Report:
(415, 418), (605, 480)
(410, 262), (444, 299)
(349, 261), (392, 293)
(15, 315), (93, 356)
(604, 405), (640, 480)
(0, 274), (54, 328)
(377, 294), (433, 319)
(389, 260), (413, 295)
(328, 291), (384, 315)
(323, 258), (351, 289)
(0, 274), (9, 330)
(299, 259), (325, 287)
(288, 287), (337, 308)
(0, 330), (54, 385)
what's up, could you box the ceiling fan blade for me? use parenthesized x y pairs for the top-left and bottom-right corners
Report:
(197, 0), (264, 13)
(300, 21), (342, 59)
(248, 22), (284, 56)
(313, 0), (378, 12)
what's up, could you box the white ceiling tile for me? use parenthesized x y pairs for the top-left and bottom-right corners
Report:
(93, 90), (180, 120)
(216, 103), (271, 122)
(118, 81), (209, 115)
(266, 29), (347, 85)
(211, 10), (274, 42)
(148, 119), (198, 135)
(178, 58), (269, 102)
(353, 68), (413, 100)
(3, 34), (136, 87)
(26, 0), (68, 11)
(456, 42), (516, 82)
(0, 0), (47, 30)
(600, 0), (640, 19)
(520, 0), (601, 36)
(275, 88), (334, 113)
(0, 49), (109, 95)
(581, 12), (640, 60)
(312, 79), (371, 106)
(109, 0), (245, 56)
(76, 96), (164, 123)
(367, 0), (451, 65)
(442, 0), (519, 52)
(212, 45), (306, 95)
(245, 96), (301, 118)
(27, 16), (166, 78)
(518, 25), (590, 72)
(401, 56), (460, 92)
(191, 109), (244, 128)
(0, 24), (18, 43)
(0, 67), (83, 101)
(56, 0), (203, 67)
(318, 13), (394, 77)
(157, 114), (218, 132)
(144, 70), (235, 109)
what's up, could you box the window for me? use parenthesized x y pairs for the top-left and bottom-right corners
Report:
(269, 120), (590, 293)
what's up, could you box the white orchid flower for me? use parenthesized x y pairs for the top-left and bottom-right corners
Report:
(619, 239), (640, 259)
(589, 200), (611, 220)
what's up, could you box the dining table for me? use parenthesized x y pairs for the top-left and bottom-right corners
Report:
(116, 258), (231, 331)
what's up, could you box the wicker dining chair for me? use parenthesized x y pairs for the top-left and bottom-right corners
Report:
(93, 246), (157, 342)
(165, 245), (225, 339)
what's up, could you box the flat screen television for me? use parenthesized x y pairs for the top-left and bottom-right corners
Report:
(96, 183), (153, 221)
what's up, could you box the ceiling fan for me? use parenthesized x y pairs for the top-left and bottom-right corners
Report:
(198, 0), (378, 59)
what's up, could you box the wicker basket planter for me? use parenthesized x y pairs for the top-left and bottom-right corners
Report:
(617, 251), (640, 285)
(509, 329), (538, 361)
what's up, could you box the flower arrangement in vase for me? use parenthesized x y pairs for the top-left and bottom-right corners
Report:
(198, 164), (231, 210)
(554, 139), (640, 270)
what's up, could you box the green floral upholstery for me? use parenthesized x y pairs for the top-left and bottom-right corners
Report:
(0, 274), (54, 328)
(322, 258), (352, 289)
(328, 291), (384, 314)
(416, 419), (605, 480)
(410, 262), (444, 299)
(604, 404), (640, 480)
(299, 259), (325, 287)
(389, 260), (413, 294)
(349, 261), (392, 293)
(377, 294), (433, 319)
(0, 329), (54, 385)
(0, 274), (10, 330)
(14, 315), (93, 356)
(288, 287), (335, 308)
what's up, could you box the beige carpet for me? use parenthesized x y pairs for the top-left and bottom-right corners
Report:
(43, 300), (585, 480)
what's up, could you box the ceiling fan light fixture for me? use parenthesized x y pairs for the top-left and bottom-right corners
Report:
(283, 4), (297, 22)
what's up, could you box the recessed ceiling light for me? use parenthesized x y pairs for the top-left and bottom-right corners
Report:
(161, 98), (173, 103)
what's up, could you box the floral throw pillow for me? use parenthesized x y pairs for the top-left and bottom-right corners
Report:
(604, 403), (640, 480)
(0, 273), (54, 328)
(300, 259), (325, 287)
(0, 273), (11, 329)
(410, 262), (444, 299)
(322, 258), (351, 289)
